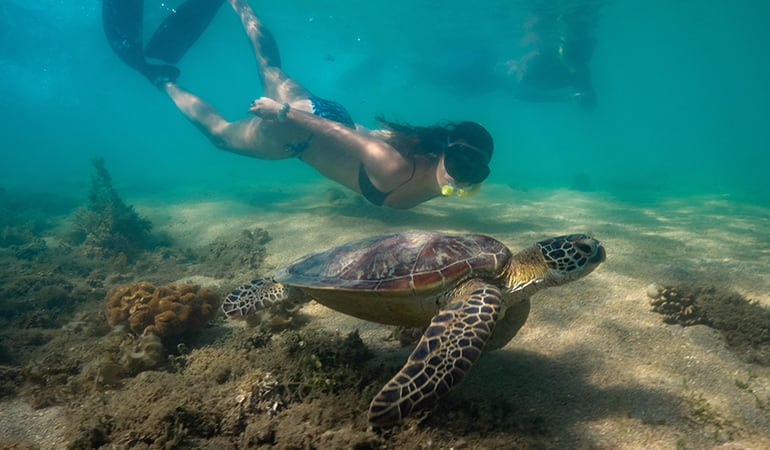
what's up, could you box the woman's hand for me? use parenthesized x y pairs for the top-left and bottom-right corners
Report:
(248, 97), (285, 120)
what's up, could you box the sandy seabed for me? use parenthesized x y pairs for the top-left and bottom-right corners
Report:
(1, 181), (769, 449)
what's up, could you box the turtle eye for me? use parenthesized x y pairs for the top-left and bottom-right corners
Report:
(572, 238), (605, 265)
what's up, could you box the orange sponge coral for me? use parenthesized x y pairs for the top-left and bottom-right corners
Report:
(105, 281), (220, 337)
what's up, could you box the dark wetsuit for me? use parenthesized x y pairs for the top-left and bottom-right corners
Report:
(309, 96), (405, 206)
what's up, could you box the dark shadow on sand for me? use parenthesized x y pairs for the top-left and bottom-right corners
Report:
(427, 346), (684, 447)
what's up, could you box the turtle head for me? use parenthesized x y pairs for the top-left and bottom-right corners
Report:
(505, 234), (605, 293)
(537, 234), (605, 283)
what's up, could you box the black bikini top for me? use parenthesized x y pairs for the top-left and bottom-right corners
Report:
(357, 161), (417, 206)
(358, 164), (389, 206)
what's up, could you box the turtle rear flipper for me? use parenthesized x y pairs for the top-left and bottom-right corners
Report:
(368, 279), (502, 426)
(222, 278), (302, 318)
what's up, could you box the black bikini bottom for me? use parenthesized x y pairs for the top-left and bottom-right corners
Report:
(310, 96), (355, 128)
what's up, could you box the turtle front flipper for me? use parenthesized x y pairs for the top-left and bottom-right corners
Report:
(368, 279), (502, 426)
(222, 278), (305, 318)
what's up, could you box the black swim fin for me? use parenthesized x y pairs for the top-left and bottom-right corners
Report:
(102, 0), (180, 85)
(103, 0), (146, 72)
(145, 0), (225, 64)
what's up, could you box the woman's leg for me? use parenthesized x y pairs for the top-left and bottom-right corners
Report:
(163, 82), (290, 159)
(226, 0), (311, 102)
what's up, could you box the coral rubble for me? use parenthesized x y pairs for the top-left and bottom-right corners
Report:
(105, 281), (220, 337)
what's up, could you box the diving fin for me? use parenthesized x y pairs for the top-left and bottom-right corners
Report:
(102, 0), (180, 86)
(102, 0), (146, 72)
(145, 0), (225, 64)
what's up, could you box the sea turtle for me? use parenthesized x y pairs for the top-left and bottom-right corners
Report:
(222, 231), (605, 426)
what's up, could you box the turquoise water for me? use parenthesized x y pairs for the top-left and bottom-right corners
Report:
(1, 0), (769, 205)
(3, 3), (770, 446)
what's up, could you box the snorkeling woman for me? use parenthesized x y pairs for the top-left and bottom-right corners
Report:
(103, 0), (493, 209)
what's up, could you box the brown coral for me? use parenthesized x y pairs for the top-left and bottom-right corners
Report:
(105, 281), (220, 337)
(646, 282), (770, 365)
(646, 283), (706, 326)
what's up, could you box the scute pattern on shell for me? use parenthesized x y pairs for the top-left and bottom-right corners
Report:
(275, 231), (511, 293)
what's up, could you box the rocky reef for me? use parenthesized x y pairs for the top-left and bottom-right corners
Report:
(105, 281), (220, 338)
(67, 327), (384, 449)
(15, 282), (221, 408)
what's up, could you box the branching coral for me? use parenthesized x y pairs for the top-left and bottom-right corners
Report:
(105, 281), (220, 337)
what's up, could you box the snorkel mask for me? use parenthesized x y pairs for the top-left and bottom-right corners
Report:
(438, 121), (493, 198)
(441, 141), (490, 196)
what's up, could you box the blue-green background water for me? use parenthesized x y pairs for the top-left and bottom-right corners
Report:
(2, 0), (769, 205)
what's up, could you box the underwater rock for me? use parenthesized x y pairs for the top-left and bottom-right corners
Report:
(1, 225), (36, 247)
(0, 365), (22, 399)
(118, 331), (165, 373)
(0, 265), (94, 326)
(104, 281), (220, 337)
(646, 283), (770, 365)
(70, 158), (153, 260)
(12, 238), (48, 260)
(278, 329), (374, 398)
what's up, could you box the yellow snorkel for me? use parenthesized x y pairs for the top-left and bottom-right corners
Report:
(441, 183), (457, 196)
(457, 183), (480, 197)
(441, 183), (480, 198)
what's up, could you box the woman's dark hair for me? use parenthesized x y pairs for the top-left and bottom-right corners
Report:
(376, 118), (493, 184)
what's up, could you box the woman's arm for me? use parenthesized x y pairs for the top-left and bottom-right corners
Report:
(249, 97), (413, 189)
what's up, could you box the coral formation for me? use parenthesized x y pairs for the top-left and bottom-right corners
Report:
(70, 158), (153, 259)
(646, 283), (706, 326)
(647, 283), (770, 365)
(105, 281), (220, 337)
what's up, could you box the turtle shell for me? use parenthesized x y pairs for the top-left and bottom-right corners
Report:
(275, 231), (511, 295)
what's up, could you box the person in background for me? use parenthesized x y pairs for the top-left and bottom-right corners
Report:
(102, 0), (493, 209)
(505, 0), (601, 110)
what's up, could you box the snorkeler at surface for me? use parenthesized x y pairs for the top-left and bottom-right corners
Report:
(102, 0), (493, 209)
